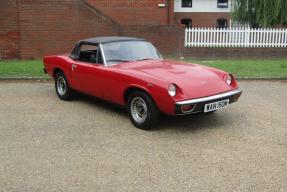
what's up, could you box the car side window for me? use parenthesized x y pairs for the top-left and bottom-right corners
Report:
(79, 44), (104, 65)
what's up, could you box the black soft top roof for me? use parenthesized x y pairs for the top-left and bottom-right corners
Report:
(79, 36), (146, 45)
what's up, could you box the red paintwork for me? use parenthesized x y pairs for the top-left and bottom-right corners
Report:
(43, 55), (239, 115)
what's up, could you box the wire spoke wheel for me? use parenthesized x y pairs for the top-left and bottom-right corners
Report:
(130, 97), (148, 124)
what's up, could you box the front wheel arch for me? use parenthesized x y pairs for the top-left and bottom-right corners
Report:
(125, 89), (160, 129)
(124, 86), (154, 104)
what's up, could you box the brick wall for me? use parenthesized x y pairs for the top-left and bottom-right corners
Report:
(121, 25), (183, 55)
(16, 0), (181, 59)
(0, 0), (20, 59)
(85, 0), (170, 25)
(19, 0), (120, 59)
(0, 0), (180, 59)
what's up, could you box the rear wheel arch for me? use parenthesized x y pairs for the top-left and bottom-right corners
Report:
(53, 67), (64, 78)
(54, 70), (74, 100)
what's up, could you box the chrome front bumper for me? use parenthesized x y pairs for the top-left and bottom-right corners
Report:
(175, 89), (242, 115)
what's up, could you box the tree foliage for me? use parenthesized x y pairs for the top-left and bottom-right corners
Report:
(232, 0), (287, 27)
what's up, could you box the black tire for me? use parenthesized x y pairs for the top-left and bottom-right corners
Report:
(127, 91), (160, 130)
(55, 71), (74, 100)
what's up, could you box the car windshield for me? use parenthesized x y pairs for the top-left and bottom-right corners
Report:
(101, 41), (162, 65)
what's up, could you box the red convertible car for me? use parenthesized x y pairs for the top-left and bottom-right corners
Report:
(43, 37), (242, 129)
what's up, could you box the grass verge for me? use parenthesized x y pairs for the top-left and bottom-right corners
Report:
(0, 60), (46, 77)
(0, 59), (286, 78)
(173, 58), (287, 78)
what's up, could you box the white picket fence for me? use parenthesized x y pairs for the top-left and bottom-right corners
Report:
(185, 28), (287, 48)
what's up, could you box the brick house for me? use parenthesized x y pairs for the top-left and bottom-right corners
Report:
(174, 0), (232, 28)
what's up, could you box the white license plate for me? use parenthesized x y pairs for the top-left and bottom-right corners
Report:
(204, 99), (229, 112)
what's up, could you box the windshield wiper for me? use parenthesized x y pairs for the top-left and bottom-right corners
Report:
(136, 58), (154, 61)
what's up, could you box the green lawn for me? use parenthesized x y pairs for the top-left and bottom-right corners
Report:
(0, 59), (286, 78)
(173, 58), (287, 78)
(0, 60), (46, 77)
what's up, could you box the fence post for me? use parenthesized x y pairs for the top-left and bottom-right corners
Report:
(239, 27), (243, 47)
(231, 28), (235, 47)
(271, 29), (275, 47)
(278, 28), (282, 47)
(187, 28), (188, 47)
(204, 28), (207, 46)
(265, 28), (269, 47)
(245, 27), (250, 47)
(274, 28), (277, 47)
(200, 27), (203, 47)
(223, 28), (226, 47)
(207, 28), (210, 47)
(262, 28), (265, 47)
(250, 28), (254, 47)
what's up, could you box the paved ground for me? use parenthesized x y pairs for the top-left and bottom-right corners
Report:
(0, 81), (286, 192)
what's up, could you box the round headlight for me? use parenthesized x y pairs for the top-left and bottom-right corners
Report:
(226, 74), (232, 85)
(168, 84), (177, 97)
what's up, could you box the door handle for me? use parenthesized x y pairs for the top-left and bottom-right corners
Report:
(72, 64), (77, 71)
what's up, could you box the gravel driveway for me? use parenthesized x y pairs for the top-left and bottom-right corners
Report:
(0, 81), (286, 192)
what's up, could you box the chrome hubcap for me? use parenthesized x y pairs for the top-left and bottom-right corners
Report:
(130, 97), (148, 124)
(57, 76), (66, 96)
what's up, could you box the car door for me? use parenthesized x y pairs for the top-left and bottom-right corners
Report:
(70, 44), (105, 98)
(71, 61), (104, 98)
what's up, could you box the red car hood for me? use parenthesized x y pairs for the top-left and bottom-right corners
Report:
(117, 59), (234, 100)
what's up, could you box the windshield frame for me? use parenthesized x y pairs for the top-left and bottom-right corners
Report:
(99, 40), (162, 67)
(99, 43), (107, 66)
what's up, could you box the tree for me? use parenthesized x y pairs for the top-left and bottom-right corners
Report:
(232, 0), (287, 27)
